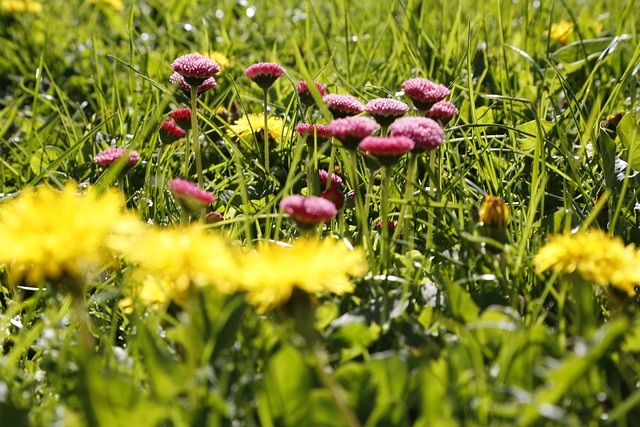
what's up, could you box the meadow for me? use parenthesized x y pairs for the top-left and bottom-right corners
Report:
(1, 0), (640, 425)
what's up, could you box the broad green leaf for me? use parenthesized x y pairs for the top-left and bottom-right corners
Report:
(516, 119), (554, 151)
(29, 146), (63, 174)
(415, 359), (459, 427)
(616, 113), (640, 170)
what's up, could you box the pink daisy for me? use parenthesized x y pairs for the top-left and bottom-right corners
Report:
(364, 98), (410, 126)
(170, 72), (217, 95)
(94, 147), (140, 167)
(245, 62), (284, 89)
(322, 94), (365, 118)
(359, 136), (415, 166)
(169, 178), (215, 212)
(171, 54), (221, 86)
(327, 116), (379, 151)
(206, 211), (224, 224)
(390, 117), (445, 151)
(296, 123), (332, 145)
(318, 169), (343, 188)
(321, 186), (344, 210)
(401, 78), (450, 111)
(296, 81), (327, 106)
(280, 194), (338, 228)
(170, 108), (192, 131)
(425, 100), (458, 125)
(159, 121), (186, 144)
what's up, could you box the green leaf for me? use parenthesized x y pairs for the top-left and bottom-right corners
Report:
(336, 363), (377, 421)
(616, 113), (640, 170)
(415, 359), (459, 427)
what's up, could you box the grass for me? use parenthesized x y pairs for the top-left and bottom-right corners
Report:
(1, 0), (640, 426)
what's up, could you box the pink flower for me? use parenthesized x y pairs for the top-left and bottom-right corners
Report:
(318, 169), (343, 188)
(327, 116), (379, 151)
(296, 123), (332, 145)
(245, 62), (284, 89)
(170, 72), (217, 95)
(390, 117), (445, 152)
(170, 108), (192, 131)
(364, 98), (410, 126)
(94, 147), (140, 167)
(296, 81), (327, 106)
(159, 121), (186, 144)
(171, 54), (221, 86)
(359, 136), (414, 166)
(425, 100), (458, 125)
(280, 194), (337, 227)
(206, 211), (224, 224)
(169, 178), (215, 212)
(321, 186), (344, 210)
(401, 78), (450, 111)
(322, 94), (365, 118)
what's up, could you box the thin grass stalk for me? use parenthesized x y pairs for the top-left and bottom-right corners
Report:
(395, 152), (418, 251)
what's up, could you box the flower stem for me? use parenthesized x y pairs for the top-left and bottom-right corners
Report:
(380, 166), (390, 273)
(263, 88), (270, 173)
(394, 152), (418, 252)
(426, 150), (436, 250)
(190, 86), (206, 221)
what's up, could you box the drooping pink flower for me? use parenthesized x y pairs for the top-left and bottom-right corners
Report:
(318, 169), (343, 188)
(206, 211), (224, 224)
(296, 81), (327, 106)
(296, 123), (332, 145)
(171, 54), (221, 86)
(169, 178), (215, 212)
(159, 121), (186, 144)
(170, 72), (217, 95)
(94, 147), (140, 167)
(323, 94), (365, 118)
(364, 98), (410, 126)
(358, 136), (415, 166)
(425, 100), (458, 125)
(401, 78), (450, 111)
(280, 194), (337, 228)
(170, 108), (192, 131)
(375, 220), (397, 233)
(245, 62), (284, 89)
(327, 116), (379, 151)
(321, 186), (344, 210)
(390, 116), (445, 152)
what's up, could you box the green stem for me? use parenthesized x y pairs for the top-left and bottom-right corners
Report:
(394, 152), (418, 251)
(380, 166), (390, 273)
(426, 150), (436, 250)
(190, 86), (206, 221)
(263, 88), (270, 173)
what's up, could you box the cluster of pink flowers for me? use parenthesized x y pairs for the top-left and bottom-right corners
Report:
(171, 54), (221, 86)
(280, 194), (338, 228)
(94, 147), (140, 168)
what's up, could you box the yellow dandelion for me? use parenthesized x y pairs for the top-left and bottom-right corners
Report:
(237, 238), (368, 313)
(549, 21), (574, 45)
(534, 229), (640, 296)
(1, 0), (43, 13)
(227, 113), (285, 143)
(119, 272), (170, 314)
(121, 225), (238, 305)
(0, 183), (141, 289)
(479, 195), (509, 229)
(92, 0), (124, 10)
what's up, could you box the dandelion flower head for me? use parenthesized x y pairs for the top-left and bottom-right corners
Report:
(534, 229), (640, 296)
(479, 195), (509, 229)
(549, 21), (574, 45)
(237, 238), (368, 313)
(227, 113), (285, 143)
(92, 0), (124, 10)
(1, 0), (43, 13)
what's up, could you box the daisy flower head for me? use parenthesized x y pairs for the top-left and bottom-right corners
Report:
(171, 54), (220, 86)
(402, 78), (450, 111)
(159, 121), (186, 144)
(280, 194), (338, 228)
(323, 94), (365, 118)
(358, 136), (414, 167)
(327, 116), (379, 151)
(425, 100), (458, 125)
(321, 186), (344, 210)
(236, 238), (367, 313)
(94, 147), (140, 168)
(364, 98), (410, 126)
(245, 62), (284, 89)
(296, 81), (327, 106)
(390, 116), (445, 152)
(170, 108), (192, 131)
(227, 113), (285, 144)
(0, 183), (141, 290)
(170, 72), (217, 96)
(206, 211), (224, 224)
(534, 229), (640, 297)
(318, 169), (343, 188)
(296, 123), (332, 145)
(169, 178), (215, 213)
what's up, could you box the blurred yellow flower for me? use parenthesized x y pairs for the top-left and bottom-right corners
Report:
(549, 21), (573, 45)
(479, 195), (509, 229)
(0, 184), (141, 288)
(534, 229), (640, 296)
(227, 113), (285, 143)
(237, 238), (367, 313)
(120, 225), (239, 305)
(195, 51), (234, 71)
(1, 0), (42, 13)
(92, 0), (124, 10)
